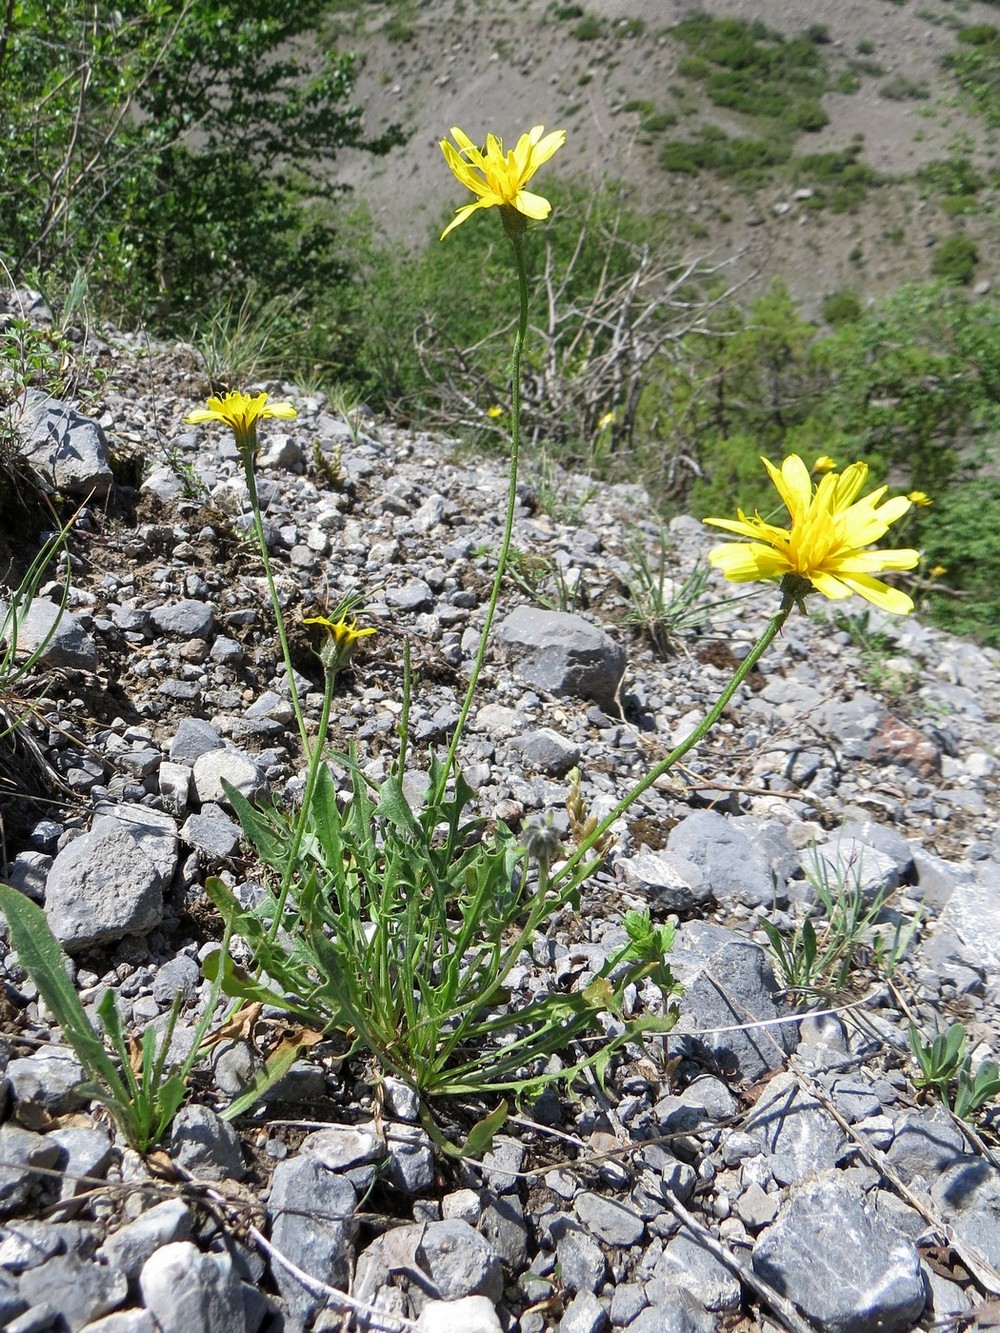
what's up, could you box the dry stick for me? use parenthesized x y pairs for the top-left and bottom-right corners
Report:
(662, 1192), (819, 1333)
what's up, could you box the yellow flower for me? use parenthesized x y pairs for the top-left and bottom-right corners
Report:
(598, 410), (616, 431)
(487, 404), (504, 419)
(304, 614), (376, 675)
(812, 455), (837, 474)
(704, 453), (920, 615)
(440, 124), (566, 239)
(186, 390), (297, 455)
(907, 490), (933, 507)
(930, 564), (948, 578)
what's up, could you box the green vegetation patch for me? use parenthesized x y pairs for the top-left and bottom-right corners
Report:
(793, 145), (882, 212)
(659, 128), (791, 180)
(943, 23), (1000, 125)
(671, 14), (830, 128)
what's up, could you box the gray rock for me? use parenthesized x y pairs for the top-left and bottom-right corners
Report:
(649, 1233), (742, 1312)
(415, 1219), (504, 1302)
(386, 1123), (435, 1194)
(752, 1173), (924, 1333)
(93, 803), (178, 888)
(5, 851), (51, 902)
(559, 1289), (608, 1333)
(609, 1282), (647, 1326)
(628, 1294), (715, 1333)
(744, 1071), (847, 1185)
(266, 1154), (357, 1323)
(884, 1110), (966, 1184)
(169, 719), (224, 766)
(0, 597), (99, 671)
(618, 849), (712, 914)
(181, 808), (241, 858)
(78, 1312), (157, 1333)
(932, 1157), (1000, 1266)
(482, 1136), (525, 1194)
(47, 1125), (114, 1208)
(300, 1123), (382, 1172)
(555, 1222), (607, 1294)
(6, 1048), (86, 1115)
(510, 727), (580, 776)
(44, 817), (165, 948)
(0, 1268), (26, 1328)
(415, 1296), (503, 1333)
(151, 954), (201, 1005)
(496, 607), (625, 711)
(190, 749), (261, 807)
(169, 1106), (244, 1182)
(809, 837), (900, 904)
(836, 822), (915, 881)
(574, 1191), (645, 1247)
(667, 811), (775, 908)
(139, 1242), (247, 1333)
(18, 1249), (128, 1330)
(21, 392), (114, 497)
(670, 923), (797, 1081)
(386, 578), (434, 611)
(0, 1124), (63, 1217)
(479, 1190), (530, 1268)
(99, 1199), (193, 1279)
(149, 600), (215, 639)
(940, 867), (1000, 972)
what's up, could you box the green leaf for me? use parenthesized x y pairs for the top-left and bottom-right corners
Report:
(0, 885), (123, 1095)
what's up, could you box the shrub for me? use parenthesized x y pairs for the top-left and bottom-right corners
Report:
(573, 15), (603, 40)
(922, 476), (1000, 646)
(821, 290), (863, 326)
(931, 235), (979, 284)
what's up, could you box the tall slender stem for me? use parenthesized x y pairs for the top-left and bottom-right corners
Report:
(551, 594), (796, 891)
(242, 458), (309, 758)
(434, 220), (529, 804)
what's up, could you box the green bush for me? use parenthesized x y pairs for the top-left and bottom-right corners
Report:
(922, 477), (1000, 646)
(931, 235), (979, 284)
(943, 24), (1000, 125)
(821, 290), (863, 326)
(573, 15), (603, 40)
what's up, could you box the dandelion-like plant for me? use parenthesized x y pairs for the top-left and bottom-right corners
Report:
(550, 452), (919, 892)
(435, 123), (565, 799)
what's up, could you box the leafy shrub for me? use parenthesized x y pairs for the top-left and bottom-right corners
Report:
(879, 75), (931, 99)
(821, 290), (863, 326)
(922, 477), (1000, 646)
(931, 235), (979, 284)
(943, 24), (1000, 125)
(573, 15), (603, 40)
(659, 131), (790, 179)
(794, 146), (881, 211)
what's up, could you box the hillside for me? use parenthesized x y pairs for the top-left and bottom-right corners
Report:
(331, 0), (1000, 315)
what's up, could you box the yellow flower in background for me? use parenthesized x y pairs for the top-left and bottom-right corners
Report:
(186, 390), (297, 455)
(907, 490), (933, 507)
(304, 614), (376, 676)
(812, 455), (837, 473)
(598, 410), (616, 431)
(930, 564), (948, 578)
(487, 404), (504, 419)
(704, 453), (920, 615)
(440, 124), (566, 239)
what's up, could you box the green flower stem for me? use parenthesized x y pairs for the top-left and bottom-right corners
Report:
(434, 214), (529, 804)
(551, 589), (797, 892)
(266, 661), (336, 944)
(242, 454), (310, 758)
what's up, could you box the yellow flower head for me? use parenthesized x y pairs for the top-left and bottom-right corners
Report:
(304, 614), (376, 675)
(186, 390), (297, 455)
(907, 490), (933, 507)
(704, 453), (920, 615)
(487, 404), (504, 419)
(598, 410), (616, 431)
(812, 455), (837, 474)
(930, 564), (948, 578)
(440, 124), (566, 239)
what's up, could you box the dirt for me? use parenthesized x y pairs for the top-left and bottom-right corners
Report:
(329, 0), (999, 316)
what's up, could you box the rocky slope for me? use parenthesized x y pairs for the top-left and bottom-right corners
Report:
(0, 300), (998, 1332)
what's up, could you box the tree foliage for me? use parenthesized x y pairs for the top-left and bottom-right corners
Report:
(0, 0), (402, 318)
